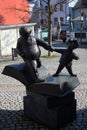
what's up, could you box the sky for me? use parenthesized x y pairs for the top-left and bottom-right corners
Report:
(27, 0), (78, 8)
(69, 0), (78, 7)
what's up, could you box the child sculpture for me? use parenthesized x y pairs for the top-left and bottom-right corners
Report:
(53, 39), (79, 77)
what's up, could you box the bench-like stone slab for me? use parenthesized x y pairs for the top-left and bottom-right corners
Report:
(29, 74), (80, 97)
(2, 63), (50, 88)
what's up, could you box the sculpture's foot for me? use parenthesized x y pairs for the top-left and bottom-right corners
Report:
(35, 78), (45, 83)
(70, 74), (77, 77)
(52, 73), (59, 77)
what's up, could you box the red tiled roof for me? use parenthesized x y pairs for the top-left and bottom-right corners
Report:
(0, 0), (30, 25)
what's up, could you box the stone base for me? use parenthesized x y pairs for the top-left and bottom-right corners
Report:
(2, 63), (50, 88)
(24, 92), (76, 129)
(29, 75), (80, 97)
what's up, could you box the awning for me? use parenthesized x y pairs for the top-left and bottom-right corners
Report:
(71, 16), (82, 21)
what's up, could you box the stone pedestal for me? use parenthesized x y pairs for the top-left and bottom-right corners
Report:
(24, 74), (79, 129)
(2, 63), (79, 129)
(24, 92), (76, 129)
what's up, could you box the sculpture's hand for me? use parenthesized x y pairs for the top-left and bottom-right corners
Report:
(75, 55), (79, 60)
(52, 48), (64, 54)
(72, 53), (79, 60)
(50, 47), (55, 52)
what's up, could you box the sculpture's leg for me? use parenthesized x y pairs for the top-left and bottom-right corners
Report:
(32, 60), (38, 71)
(66, 64), (76, 76)
(36, 58), (41, 68)
(53, 64), (64, 77)
(25, 60), (45, 83)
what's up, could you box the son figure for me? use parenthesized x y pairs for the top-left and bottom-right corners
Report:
(53, 39), (79, 77)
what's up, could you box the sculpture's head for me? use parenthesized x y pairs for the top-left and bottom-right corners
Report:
(67, 39), (79, 50)
(19, 26), (32, 38)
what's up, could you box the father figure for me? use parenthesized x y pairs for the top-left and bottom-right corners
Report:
(16, 26), (53, 83)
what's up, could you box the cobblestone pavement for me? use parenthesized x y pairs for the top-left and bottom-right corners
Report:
(0, 45), (87, 130)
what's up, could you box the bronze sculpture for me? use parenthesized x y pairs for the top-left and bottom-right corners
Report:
(16, 26), (53, 83)
(53, 39), (79, 77)
(2, 27), (80, 129)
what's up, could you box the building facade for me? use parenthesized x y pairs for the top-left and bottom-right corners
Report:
(42, 0), (69, 28)
(30, 0), (69, 29)
(72, 0), (87, 31)
(68, 0), (87, 42)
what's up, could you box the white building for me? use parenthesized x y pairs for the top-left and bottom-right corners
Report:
(30, 0), (69, 30)
(40, 0), (69, 29)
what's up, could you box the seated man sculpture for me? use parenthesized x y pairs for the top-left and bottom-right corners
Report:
(16, 26), (53, 83)
(53, 39), (79, 77)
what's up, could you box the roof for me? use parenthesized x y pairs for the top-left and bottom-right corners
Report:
(72, 16), (80, 21)
(0, 0), (30, 25)
(74, 0), (87, 9)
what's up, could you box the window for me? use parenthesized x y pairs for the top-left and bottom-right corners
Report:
(60, 17), (64, 24)
(41, 19), (43, 25)
(45, 6), (48, 11)
(54, 17), (58, 25)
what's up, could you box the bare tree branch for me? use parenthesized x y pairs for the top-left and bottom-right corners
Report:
(41, 0), (48, 4)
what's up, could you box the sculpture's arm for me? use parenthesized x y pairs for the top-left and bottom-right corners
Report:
(16, 40), (27, 59)
(53, 48), (66, 54)
(36, 38), (53, 52)
(16, 48), (24, 58)
(72, 53), (79, 60)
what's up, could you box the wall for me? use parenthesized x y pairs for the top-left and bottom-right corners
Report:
(0, 23), (36, 56)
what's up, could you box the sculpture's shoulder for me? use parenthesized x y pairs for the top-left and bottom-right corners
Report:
(17, 37), (22, 45)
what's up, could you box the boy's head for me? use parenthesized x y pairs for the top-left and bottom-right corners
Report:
(67, 39), (79, 50)
(19, 26), (32, 38)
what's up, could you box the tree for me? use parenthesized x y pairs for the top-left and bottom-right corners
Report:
(29, 0), (74, 56)
(40, 0), (70, 56)
(11, 0), (74, 56)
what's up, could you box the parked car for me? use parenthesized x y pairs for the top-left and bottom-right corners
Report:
(60, 30), (66, 42)
(60, 24), (70, 42)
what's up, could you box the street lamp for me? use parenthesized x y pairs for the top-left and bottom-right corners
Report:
(67, 14), (72, 39)
(80, 11), (84, 43)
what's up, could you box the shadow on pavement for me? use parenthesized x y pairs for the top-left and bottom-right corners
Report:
(0, 108), (87, 129)
(0, 109), (42, 130)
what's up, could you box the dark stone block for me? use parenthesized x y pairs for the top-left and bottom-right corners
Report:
(29, 75), (80, 97)
(47, 92), (75, 108)
(2, 63), (31, 88)
(2, 63), (50, 89)
(24, 92), (76, 129)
